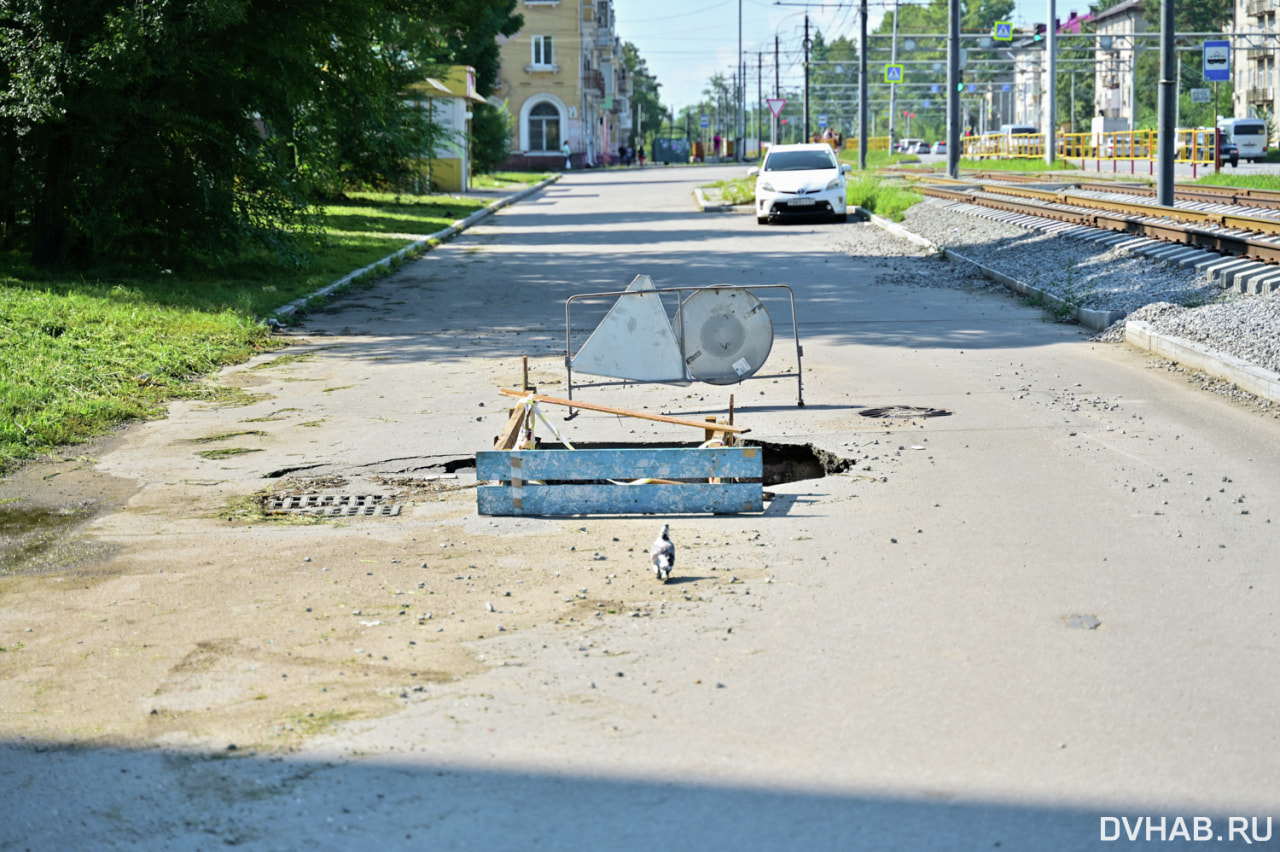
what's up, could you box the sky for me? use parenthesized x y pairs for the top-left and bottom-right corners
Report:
(615, 0), (1069, 110)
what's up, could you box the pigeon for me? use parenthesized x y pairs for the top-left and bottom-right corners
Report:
(649, 523), (675, 583)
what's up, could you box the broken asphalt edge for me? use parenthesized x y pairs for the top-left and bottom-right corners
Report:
(862, 207), (1280, 408)
(271, 174), (562, 322)
(693, 186), (752, 214)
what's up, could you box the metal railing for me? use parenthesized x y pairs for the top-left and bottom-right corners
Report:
(957, 129), (1218, 166)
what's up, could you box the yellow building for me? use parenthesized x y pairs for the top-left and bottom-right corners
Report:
(493, 0), (631, 168)
(407, 66), (487, 192)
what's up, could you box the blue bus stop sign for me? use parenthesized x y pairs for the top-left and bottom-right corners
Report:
(1203, 41), (1230, 82)
(700, 114), (710, 129)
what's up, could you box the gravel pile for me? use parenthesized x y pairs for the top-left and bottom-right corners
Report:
(889, 198), (1280, 377)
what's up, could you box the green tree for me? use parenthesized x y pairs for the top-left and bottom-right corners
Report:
(623, 42), (664, 145)
(0, 0), (521, 268)
(470, 100), (513, 174)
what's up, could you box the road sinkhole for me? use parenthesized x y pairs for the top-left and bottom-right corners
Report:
(485, 441), (853, 487)
(859, 405), (952, 420)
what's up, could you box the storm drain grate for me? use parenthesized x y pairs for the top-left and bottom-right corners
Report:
(859, 405), (952, 419)
(265, 494), (402, 517)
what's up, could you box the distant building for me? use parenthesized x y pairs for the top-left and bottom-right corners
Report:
(1093, 0), (1145, 128)
(406, 67), (487, 192)
(1232, 0), (1279, 136)
(493, 0), (632, 169)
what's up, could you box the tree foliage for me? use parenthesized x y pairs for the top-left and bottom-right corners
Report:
(0, 0), (520, 268)
(622, 42), (664, 143)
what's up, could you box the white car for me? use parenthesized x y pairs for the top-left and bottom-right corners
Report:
(749, 143), (853, 225)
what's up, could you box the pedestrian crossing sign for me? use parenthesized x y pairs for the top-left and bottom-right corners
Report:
(884, 64), (904, 83)
(993, 22), (1012, 41)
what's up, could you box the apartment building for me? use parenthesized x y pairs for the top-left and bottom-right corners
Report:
(1233, 0), (1279, 131)
(1093, 0), (1146, 128)
(494, 0), (631, 169)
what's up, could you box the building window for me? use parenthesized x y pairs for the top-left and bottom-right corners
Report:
(528, 102), (560, 151)
(532, 35), (554, 68)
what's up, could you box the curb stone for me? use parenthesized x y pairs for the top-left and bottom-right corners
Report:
(864, 208), (1280, 407)
(693, 186), (754, 214)
(1125, 320), (1280, 405)
(861, 207), (1124, 332)
(273, 175), (561, 321)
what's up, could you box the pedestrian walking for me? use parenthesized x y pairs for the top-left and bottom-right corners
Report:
(561, 140), (572, 170)
(637, 144), (646, 167)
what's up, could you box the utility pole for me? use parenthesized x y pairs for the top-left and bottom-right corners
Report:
(804, 14), (811, 142)
(859, 0), (868, 168)
(737, 0), (744, 162)
(775, 35), (780, 98)
(946, 0), (960, 177)
(1045, 0), (1058, 166)
(758, 52), (763, 157)
(888, 0), (899, 147)
(1156, 0), (1176, 204)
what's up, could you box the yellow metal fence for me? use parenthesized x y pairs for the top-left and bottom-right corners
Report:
(840, 136), (891, 152)
(962, 129), (1218, 165)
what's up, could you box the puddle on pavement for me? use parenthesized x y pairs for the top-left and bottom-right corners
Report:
(0, 503), (119, 577)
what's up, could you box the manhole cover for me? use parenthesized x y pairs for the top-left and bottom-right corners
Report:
(264, 494), (402, 517)
(859, 406), (952, 419)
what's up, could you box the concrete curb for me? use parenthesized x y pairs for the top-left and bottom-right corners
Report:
(693, 187), (753, 214)
(865, 207), (1280, 406)
(273, 175), (561, 320)
(862, 207), (1126, 332)
(1125, 320), (1280, 404)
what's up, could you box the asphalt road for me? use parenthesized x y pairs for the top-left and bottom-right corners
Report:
(6, 164), (1279, 850)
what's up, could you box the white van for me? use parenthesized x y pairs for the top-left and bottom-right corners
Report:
(1002, 124), (1040, 156)
(1218, 117), (1268, 162)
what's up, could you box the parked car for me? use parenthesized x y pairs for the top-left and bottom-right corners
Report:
(1219, 137), (1240, 167)
(749, 143), (853, 225)
(931, 141), (947, 155)
(1182, 130), (1239, 167)
(913, 141), (931, 154)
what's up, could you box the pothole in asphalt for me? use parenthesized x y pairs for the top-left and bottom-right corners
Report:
(506, 441), (852, 487)
(859, 405), (952, 419)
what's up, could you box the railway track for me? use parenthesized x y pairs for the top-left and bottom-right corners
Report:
(909, 175), (1280, 282)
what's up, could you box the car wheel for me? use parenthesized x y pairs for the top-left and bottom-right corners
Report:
(757, 216), (769, 225)
(832, 213), (847, 224)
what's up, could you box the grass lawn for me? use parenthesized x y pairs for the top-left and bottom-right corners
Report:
(472, 171), (554, 189)
(957, 157), (1077, 171)
(1190, 171), (1280, 191)
(0, 185), (541, 474)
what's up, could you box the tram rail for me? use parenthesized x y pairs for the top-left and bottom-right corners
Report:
(911, 178), (1280, 266)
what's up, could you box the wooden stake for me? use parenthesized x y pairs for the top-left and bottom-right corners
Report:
(497, 389), (749, 434)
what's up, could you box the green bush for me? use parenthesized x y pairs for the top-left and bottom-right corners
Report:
(845, 175), (922, 222)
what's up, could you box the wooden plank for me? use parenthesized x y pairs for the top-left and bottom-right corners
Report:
(476, 448), (761, 482)
(498, 388), (748, 434)
(494, 406), (528, 450)
(477, 482), (763, 515)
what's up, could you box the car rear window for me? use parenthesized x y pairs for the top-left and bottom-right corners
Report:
(764, 151), (837, 171)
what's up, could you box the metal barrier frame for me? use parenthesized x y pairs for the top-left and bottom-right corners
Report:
(564, 284), (804, 409)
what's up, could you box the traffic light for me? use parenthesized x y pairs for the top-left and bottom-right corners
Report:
(1032, 23), (1045, 42)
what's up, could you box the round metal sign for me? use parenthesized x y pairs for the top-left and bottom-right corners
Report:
(674, 288), (774, 385)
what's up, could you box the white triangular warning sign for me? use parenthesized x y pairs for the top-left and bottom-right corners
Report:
(571, 275), (688, 384)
